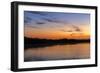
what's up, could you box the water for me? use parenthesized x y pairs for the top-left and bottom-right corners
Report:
(24, 43), (90, 62)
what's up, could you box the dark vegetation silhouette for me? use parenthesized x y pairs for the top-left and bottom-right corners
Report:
(24, 37), (90, 49)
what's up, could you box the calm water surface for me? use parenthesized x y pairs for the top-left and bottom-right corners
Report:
(24, 43), (90, 62)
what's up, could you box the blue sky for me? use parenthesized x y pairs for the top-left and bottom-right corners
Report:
(24, 11), (90, 25)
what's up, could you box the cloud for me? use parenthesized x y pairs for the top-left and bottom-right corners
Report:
(24, 16), (32, 24)
(60, 29), (67, 32)
(60, 25), (82, 33)
(43, 18), (60, 23)
(35, 21), (45, 25)
(24, 20), (29, 23)
(60, 29), (73, 32)
(71, 25), (81, 32)
(67, 30), (73, 32)
(25, 24), (40, 29)
(31, 26), (40, 29)
(70, 32), (84, 37)
(25, 11), (71, 26)
(42, 17), (70, 25)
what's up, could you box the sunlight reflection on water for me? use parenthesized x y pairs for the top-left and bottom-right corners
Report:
(24, 43), (90, 62)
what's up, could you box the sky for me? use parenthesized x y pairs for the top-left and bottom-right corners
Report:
(24, 11), (90, 40)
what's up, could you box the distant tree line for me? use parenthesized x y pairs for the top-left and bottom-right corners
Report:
(24, 37), (90, 49)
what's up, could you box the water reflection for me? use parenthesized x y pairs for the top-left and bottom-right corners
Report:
(24, 43), (90, 62)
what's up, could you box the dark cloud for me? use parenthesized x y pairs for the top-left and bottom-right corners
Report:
(25, 25), (40, 29)
(70, 32), (84, 36)
(35, 21), (45, 25)
(42, 17), (69, 25)
(31, 26), (40, 28)
(60, 29), (73, 32)
(24, 20), (29, 23)
(59, 25), (81, 33)
(67, 30), (73, 32)
(71, 25), (81, 32)
(60, 29), (67, 32)
(43, 18), (59, 23)
(24, 16), (32, 24)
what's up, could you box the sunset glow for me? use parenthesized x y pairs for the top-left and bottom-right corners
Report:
(24, 11), (90, 40)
